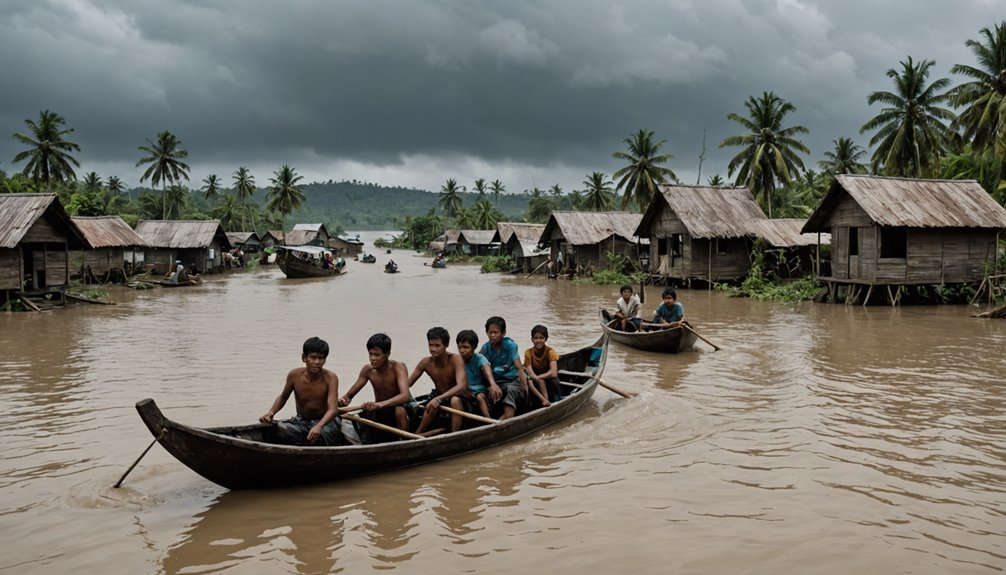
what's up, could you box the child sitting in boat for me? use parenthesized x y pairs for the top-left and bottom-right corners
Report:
(259, 336), (345, 446)
(613, 284), (642, 332)
(339, 333), (412, 442)
(480, 316), (530, 420)
(408, 327), (468, 434)
(523, 325), (559, 408)
(647, 287), (684, 330)
(455, 329), (500, 419)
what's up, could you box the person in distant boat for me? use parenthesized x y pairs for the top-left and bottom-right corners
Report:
(260, 336), (344, 446)
(408, 327), (468, 434)
(339, 333), (412, 440)
(165, 260), (185, 285)
(385, 260), (398, 272)
(322, 252), (334, 269)
(523, 324), (559, 408)
(455, 329), (500, 419)
(480, 316), (529, 420)
(613, 284), (642, 332)
(647, 287), (684, 330)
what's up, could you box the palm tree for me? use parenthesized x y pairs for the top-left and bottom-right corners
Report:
(12, 109), (81, 191)
(720, 92), (810, 217)
(707, 174), (725, 187)
(818, 137), (868, 177)
(612, 129), (678, 211)
(267, 165), (305, 229)
(472, 199), (502, 230)
(951, 21), (1006, 158)
(82, 171), (102, 193)
(136, 131), (190, 219)
(232, 167), (256, 230)
(490, 179), (505, 205)
(581, 171), (615, 211)
(213, 194), (242, 231)
(202, 174), (222, 202)
(162, 184), (190, 219)
(105, 175), (127, 206)
(524, 188), (554, 223)
(455, 208), (476, 229)
(473, 178), (488, 199)
(439, 178), (464, 228)
(859, 56), (954, 177)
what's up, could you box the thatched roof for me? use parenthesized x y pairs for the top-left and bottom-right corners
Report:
(225, 231), (260, 246)
(541, 211), (643, 246)
(0, 193), (85, 249)
(72, 216), (146, 248)
(135, 220), (231, 249)
(492, 222), (545, 244)
(457, 229), (496, 246)
(285, 223), (329, 246)
(803, 175), (1006, 232)
(444, 229), (462, 245)
(262, 230), (285, 242)
(747, 218), (829, 247)
(636, 185), (764, 239)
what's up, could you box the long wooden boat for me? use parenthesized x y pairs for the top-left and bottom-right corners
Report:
(275, 245), (344, 279)
(135, 335), (608, 489)
(599, 308), (697, 353)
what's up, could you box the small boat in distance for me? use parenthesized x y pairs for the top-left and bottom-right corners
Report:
(599, 308), (697, 353)
(358, 253), (376, 263)
(134, 335), (609, 489)
(276, 245), (345, 278)
(384, 260), (400, 273)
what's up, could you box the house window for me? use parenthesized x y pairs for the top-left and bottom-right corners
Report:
(848, 228), (859, 256)
(880, 227), (907, 258)
(657, 237), (668, 256)
(671, 234), (683, 256)
(716, 238), (730, 254)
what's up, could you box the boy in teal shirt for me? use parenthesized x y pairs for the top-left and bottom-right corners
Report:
(479, 316), (529, 420)
(456, 329), (500, 419)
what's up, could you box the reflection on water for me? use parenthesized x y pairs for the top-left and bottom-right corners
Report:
(2, 234), (1005, 574)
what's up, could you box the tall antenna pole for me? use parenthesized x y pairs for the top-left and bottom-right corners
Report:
(696, 129), (707, 185)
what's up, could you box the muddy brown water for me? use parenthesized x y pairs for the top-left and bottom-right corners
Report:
(1, 233), (1004, 574)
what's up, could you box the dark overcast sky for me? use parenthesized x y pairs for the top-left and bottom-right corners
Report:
(1, 1), (1002, 195)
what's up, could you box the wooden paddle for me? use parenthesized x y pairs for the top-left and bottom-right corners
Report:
(557, 369), (637, 398)
(113, 429), (164, 488)
(682, 323), (721, 351)
(342, 413), (422, 440)
(438, 404), (497, 425)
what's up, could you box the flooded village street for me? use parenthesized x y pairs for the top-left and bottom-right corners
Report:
(1, 241), (1004, 574)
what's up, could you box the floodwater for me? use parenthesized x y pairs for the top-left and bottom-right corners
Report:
(1, 232), (1004, 575)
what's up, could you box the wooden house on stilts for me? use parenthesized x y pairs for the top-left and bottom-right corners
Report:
(539, 211), (643, 275)
(492, 222), (548, 272)
(801, 175), (1006, 305)
(72, 215), (148, 283)
(135, 220), (232, 274)
(0, 193), (86, 309)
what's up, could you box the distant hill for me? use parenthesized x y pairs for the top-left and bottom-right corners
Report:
(273, 181), (530, 231)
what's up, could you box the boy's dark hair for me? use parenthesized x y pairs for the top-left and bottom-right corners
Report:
(427, 326), (450, 345)
(531, 324), (549, 338)
(366, 333), (392, 354)
(303, 336), (329, 357)
(620, 284), (633, 293)
(456, 329), (479, 347)
(485, 316), (507, 332)
(662, 287), (677, 299)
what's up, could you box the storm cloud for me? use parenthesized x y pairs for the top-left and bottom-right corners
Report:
(1, 0), (1000, 194)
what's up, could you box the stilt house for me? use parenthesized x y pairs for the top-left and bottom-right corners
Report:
(539, 211), (643, 274)
(492, 223), (548, 272)
(328, 234), (365, 257)
(135, 220), (232, 274)
(260, 230), (284, 248)
(801, 175), (1006, 304)
(456, 230), (497, 256)
(285, 224), (330, 247)
(72, 215), (148, 283)
(225, 232), (261, 253)
(0, 194), (86, 304)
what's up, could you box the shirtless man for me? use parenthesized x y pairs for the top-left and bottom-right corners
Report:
(408, 327), (468, 434)
(339, 333), (412, 439)
(260, 337), (344, 445)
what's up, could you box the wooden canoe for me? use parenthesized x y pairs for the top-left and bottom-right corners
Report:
(599, 308), (697, 353)
(135, 335), (609, 489)
(276, 246), (344, 278)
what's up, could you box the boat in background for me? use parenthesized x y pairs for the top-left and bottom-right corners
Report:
(276, 245), (345, 278)
(599, 308), (697, 353)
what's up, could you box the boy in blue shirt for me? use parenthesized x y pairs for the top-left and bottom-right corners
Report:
(480, 316), (529, 420)
(456, 329), (501, 419)
(649, 287), (685, 329)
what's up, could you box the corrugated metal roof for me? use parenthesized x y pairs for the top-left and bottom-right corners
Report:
(457, 229), (496, 246)
(543, 211), (643, 246)
(637, 185), (765, 239)
(804, 175), (1006, 232)
(135, 220), (229, 249)
(72, 216), (147, 248)
(291, 223), (324, 232)
(747, 218), (829, 247)
(0, 193), (85, 248)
